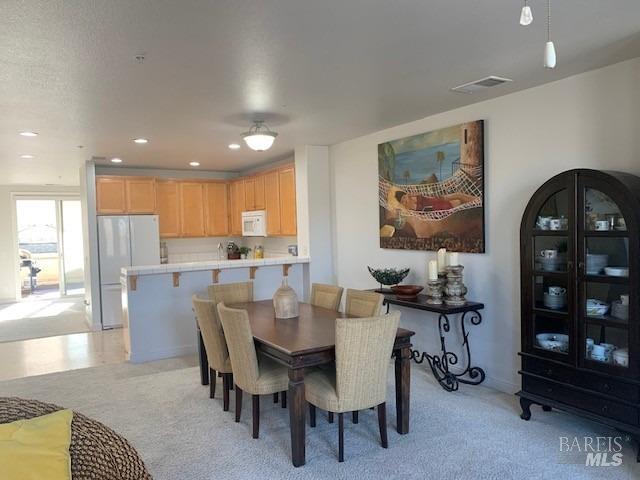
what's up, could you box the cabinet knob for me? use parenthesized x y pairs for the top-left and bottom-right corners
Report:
(546, 369), (553, 376)
(602, 383), (611, 391)
(602, 405), (609, 413)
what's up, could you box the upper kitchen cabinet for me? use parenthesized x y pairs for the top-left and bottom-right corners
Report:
(125, 177), (156, 213)
(279, 166), (297, 236)
(264, 170), (281, 236)
(156, 180), (181, 238)
(179, 182), (206, 237)
(96, 176), (127, 214)
(205, 182), (229, 236)
(229, 179), (245, 236)
(244, 175), (265, 211)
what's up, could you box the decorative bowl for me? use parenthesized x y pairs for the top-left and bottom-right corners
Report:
(586, 254), (608, 275)
(368, 267), (410, 286)
(536, 333), (569, 353)
(604, 266), (629, 277)
(586, 299), (609, 317)
(543, 293), (566, 310)
(390, 285), (423, 300)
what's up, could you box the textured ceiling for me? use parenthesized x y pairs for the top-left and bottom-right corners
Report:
(1, 0), (640, 185)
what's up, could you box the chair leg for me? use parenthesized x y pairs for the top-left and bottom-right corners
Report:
(222, 374), (230, 411)
(377, 402), (388, 449)
(352, 411), (358, 424)
(309, 404), (316, 427)
(273, 392), (279, 403)
(209, 368), (216, 399)
(338, 412), (344, 462)
(229, 373), (234, 391)
(252, 395), (260, 439)
(281, 391), (287, 408)
(328, 411), (334, 423)
(235, 386), (243, 422)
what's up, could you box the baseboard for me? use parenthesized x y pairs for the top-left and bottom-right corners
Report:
(128, 344), (196, 364)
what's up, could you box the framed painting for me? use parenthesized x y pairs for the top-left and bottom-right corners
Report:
(378, 120), (485, 253)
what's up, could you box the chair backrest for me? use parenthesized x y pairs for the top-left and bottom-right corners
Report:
(335, 312), (400, 410)
(345, 289), (384, 317)
(310, 283), (344, 311)
(192, 295), (230, 372)
(216, 303), (260, 391)
(208, 282), (254, 305)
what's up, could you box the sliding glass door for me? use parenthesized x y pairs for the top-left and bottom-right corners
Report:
(60, 200), (84, 296)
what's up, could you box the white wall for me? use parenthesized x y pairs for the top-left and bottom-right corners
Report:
(329, 57), (640, 393)
(0, 184), (80, 303)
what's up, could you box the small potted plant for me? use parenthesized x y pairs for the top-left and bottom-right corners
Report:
(239, 246), (251, 260)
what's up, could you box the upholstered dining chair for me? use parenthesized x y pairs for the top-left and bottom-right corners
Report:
(208, 281), (254, 306)
(345, 289), (384, 317)
(310, 283), (344, 311)
(304, 312), (400, 462)
(217, 303), (290, 439)
(192, 295), (233, 411)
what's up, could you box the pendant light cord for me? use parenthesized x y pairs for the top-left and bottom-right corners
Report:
(547, 0), (551, 41)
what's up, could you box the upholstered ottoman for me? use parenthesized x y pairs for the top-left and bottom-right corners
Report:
(0, 397), (152, 480)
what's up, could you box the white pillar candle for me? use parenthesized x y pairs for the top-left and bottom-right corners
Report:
(448, 252), (459, 267)
(437, 248), (447, 273)
(428, 260), (438, 281)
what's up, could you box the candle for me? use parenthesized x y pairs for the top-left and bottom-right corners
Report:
(437, 248), (447, 273)
(428, 260), (438, 281)
(448, 252), (459, 267)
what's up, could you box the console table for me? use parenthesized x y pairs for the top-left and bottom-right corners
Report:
(378, 292), (485, 392)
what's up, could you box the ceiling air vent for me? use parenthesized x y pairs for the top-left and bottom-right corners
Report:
(451, 76), (513, 94)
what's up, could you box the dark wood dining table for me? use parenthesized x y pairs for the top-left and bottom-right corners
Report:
(198, 300), (415, 467)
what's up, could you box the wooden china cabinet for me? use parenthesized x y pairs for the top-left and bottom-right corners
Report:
(518, 169), (640, 458)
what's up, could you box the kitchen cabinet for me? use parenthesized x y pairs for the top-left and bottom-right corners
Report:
(205, 182), (229, 236)
(244, 175), (265, 211)
(264, 170), (281, 236)
(96, 176), (127, 214)
(229, 179), (245, 235)
(279, 166), (297, 236)
(125, 177), (156, 213)
(179, 182), (206, 237)
(156, 181), (180, 238)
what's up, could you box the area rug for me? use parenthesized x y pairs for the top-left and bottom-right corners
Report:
(0, 357), (638, 479)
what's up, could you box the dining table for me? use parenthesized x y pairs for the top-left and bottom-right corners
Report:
(198, 300), (415, 467)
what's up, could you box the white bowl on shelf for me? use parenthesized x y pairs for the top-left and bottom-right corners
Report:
(586, 299), (609, 317)
(586, 254), (609, 275)
(604, 266), (629, 277)
(611, 300), (629, 321)
(543, 293), (567, 310)
(613, 349), (629, 367)
(536, 333), (569, 353)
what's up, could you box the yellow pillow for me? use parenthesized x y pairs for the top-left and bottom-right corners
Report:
(0, 409), (73, 480)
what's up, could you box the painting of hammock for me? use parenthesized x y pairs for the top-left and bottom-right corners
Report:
(378, 120), (485, 253)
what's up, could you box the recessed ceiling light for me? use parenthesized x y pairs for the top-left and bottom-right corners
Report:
(111, 157), (123, 163)
(228, 143), (241, 150)
(133, 138), (148, 144)
(20, 154), (34, 159)
(189, 161), (200, 167)
(20, 131), (38, 137)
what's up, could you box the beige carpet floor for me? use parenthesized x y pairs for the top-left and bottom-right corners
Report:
(1, 357), (639, 479)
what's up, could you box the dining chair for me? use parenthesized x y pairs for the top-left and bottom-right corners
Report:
(208, 281), (254, 306)
(345, 289), (384, 317)
(310, 283), (344, 311)
(217, 303), (290, 439)
(192, 295), (234, 411)
(304, 311), (401, 462)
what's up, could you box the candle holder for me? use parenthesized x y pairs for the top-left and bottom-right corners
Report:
(445, 265), (468, 306)
(426, 278), (445, 305)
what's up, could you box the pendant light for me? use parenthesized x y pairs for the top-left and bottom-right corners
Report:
(241, 121), (278, 151)
(544, 0), (557, 69)
(519, 0), (533, 26)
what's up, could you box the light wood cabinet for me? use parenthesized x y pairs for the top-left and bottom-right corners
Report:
(156, 181), (180, 238)
(278, 166), (297, 236)
(125, 177), (156, 213)
(264, 170), (281, 236)
(229, 179), (245, 235)
(244, 175), (265, 211)
(96, 176), (127, 214)
(204, 182), (229, 236)
(179, 182), (206, 237)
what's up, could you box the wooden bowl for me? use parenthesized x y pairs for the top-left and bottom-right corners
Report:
(391, 285), (424, 300)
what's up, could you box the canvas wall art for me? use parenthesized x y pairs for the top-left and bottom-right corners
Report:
(378, 120), (485, 253)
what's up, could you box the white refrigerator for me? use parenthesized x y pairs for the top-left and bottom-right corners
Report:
(98, 215), (160, 329)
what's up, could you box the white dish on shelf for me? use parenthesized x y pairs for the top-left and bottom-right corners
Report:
(543, 293), (567, 310)
(586, 299), (609, 316)
(604, 266), (629, 277)
(586, 254), (609, 275)
(613, 349), (629, 367)
(536, 333), (569, 353)
(611, 300), (629, 321)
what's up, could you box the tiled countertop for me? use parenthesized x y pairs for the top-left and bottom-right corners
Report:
(121, 256), (309, 277)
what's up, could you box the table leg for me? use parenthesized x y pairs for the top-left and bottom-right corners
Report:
(394, 346), (411, 434)
(197, 328), (209, 386)
(288, 367), (306, 467)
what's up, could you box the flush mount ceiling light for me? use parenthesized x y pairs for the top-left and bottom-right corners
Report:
(111, 157), (123, 163)
(20, 131), (38, 137)
(519, 0), (533, 26)
(228, 143), (241, 150)
(241, 121), (278, 152)
(189, 161), (200, 167)
(544, 0), (557, 69)
(20, 154), (34, 159)
(133, 138), (148, 144)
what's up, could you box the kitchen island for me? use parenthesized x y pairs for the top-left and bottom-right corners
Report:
(120, 256), (310, 363)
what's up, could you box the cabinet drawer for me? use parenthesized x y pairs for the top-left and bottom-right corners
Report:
(522, 357), (639, 402)
(523, 376), (638, 425)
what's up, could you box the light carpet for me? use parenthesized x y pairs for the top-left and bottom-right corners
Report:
(0, 358), (638, 479)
